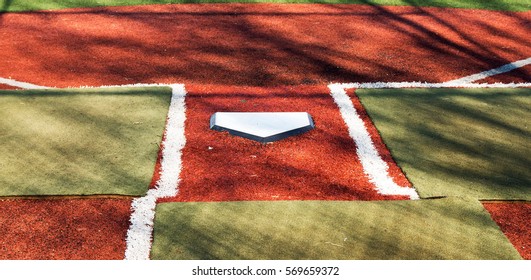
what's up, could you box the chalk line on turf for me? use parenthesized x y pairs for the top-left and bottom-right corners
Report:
(0, 77), (51, 89)
(0, 56), (529, 259)
(328, 84), (420, 199)
(123, 84), (187, 260)
(444, 57), (531, 85)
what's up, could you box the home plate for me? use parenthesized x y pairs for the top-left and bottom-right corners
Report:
(210, 112), (315, 143)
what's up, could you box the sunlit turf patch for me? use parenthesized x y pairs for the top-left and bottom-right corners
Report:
(1, 0), (529, 12)
(356, 88), (531, 200)
(151, 198), (521, 259)
(0, 87), (171, 196)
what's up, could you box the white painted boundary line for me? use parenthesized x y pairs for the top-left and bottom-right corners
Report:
(0, 77), (51, 89)
(444, 57), (531, 85)
(328, 84), (420, 199)
(0, 79), (188, 259)
(329, 57), (530, 200)
(0, 56), (528, 256)
(123, 84), (187, 260)
(338, 81), (531, 89)
(4, 79), (529, 90)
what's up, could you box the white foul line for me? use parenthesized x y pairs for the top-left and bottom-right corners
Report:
(337, 81), (531, 89)
(444, 57), (531, 85)
(0, 56), (528, 257)
(2, 57), (530, 91)
(0, 77), (51, 89)
(328, 57), (530, 199)
(328, 84), (420, 199)
(123, 84), (187, 260)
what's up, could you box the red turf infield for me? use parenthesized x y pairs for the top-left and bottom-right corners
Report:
(0, 4), (529, 87)
(0, 198), (131, 260)
(160, 84), (411, 203)
(0, 3), (530, 260)
(0, 84), (19, 90)
(478, 65), (531, 84)
(484, 202), (531, 260)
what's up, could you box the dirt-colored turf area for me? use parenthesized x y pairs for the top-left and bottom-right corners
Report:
(477, 65), (531, 84)
(159, 84), (411, 202)
(483, 202), (531, 260)
(0, 84), (19, 90)
(0, 3), (529, 260)
(0, 4), (529, 88)
(0, 198), (132, 259)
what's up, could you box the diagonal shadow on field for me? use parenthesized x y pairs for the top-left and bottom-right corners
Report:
(0, 0), (12, 12)
(357, 88), (531, 199)
(357, 0), (530, 75)
(0, 4), (529, 87)
(0, 89), (169, 196)
(152, 197), (521, 259)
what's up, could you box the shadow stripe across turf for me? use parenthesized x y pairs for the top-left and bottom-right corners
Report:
(356, 88), (531, 200)
(151, 197), (521, 260)
(0, 87), (171, 196)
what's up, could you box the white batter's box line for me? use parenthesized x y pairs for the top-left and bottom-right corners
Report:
(0, 79), (187, 260)
(124, 84), (187, 260)
(328, 84), (420, 200)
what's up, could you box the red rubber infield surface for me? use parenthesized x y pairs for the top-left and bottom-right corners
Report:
(0, 4), (529, 88)
(478, 65), (531, 84)
(0, 84), (19, 90)
(0, 198), (131, 260)
(0, 3), (530, 260)
(160, 84), (411, 202)
(483, 202), (531, 260)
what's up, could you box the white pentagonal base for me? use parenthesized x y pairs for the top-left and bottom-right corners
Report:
(210, 112), (315, 143)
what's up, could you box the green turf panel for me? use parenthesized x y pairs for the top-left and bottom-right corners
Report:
(151, 198), (521, 259)
(356, 88), (531, 200)
(1, 0), (529, 12)
(0, 87), (171, 196)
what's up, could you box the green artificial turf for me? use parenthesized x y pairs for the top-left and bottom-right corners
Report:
(0, 0), (529, 12)
(356, 88), (531, 200)
(0, 87), (171, 196)
(151, 198), (521, 259)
